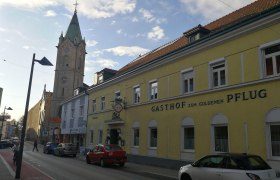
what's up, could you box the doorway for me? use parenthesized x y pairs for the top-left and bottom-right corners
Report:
(110, 129), (119, 145)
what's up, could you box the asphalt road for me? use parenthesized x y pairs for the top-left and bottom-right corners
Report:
(23, 142), (177, 180)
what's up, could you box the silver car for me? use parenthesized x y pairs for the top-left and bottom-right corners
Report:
(53, 143), (77, 157)
(179, 153), (279, 180)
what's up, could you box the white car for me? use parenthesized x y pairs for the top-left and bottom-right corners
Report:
(178, 153), (279, 180)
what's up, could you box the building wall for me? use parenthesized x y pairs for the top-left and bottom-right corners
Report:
(26, 101), (41, 140)
(86, 12), (280, 165)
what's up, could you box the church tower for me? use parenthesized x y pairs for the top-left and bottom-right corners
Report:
(49, 8), (86, 140)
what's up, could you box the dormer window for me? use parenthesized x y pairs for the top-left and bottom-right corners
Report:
(189, 33), (200, 43)
(98, 74), (103, 83)
(184, 24), (210, 43)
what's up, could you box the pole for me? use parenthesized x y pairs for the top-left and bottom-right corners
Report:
(0, 106), (6, 141)
(15, 53), (36, 179)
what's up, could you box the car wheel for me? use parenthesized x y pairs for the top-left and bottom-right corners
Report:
(100, 159), (105, 167)
(119, 163), (125, 167)
(73, 154), (76, 157)
(181, 173), (192, 180)
(86, 156), (90, 164)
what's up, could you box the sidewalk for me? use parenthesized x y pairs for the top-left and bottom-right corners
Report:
(0, 148), (52, 180)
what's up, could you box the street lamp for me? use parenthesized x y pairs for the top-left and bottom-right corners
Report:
(0, 106), (13, 140)
(15, 53), (53, 179)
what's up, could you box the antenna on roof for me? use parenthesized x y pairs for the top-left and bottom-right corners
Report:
(73, 0), (79, 13)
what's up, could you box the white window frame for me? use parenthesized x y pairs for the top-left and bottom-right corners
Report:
(115, 91), (121, 98)
(101, 96), (105, 111)
(209, 58), (227, 88)
(181, 68), (194, 94)
(211, 114), (229, 153)
(98, 129), (103, 144)
(133, 128), (140, 147)
(259, 40), (280, 78)
(265, 108), (280, 160)
(92, 99), (96, 112)
(133, 85), (140, 104)
(90, 129), (94, 144)
(149, 80), (158, 101)
(148, 120), (157, 149)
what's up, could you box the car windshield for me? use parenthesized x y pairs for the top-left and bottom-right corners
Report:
(105, 145), (122, 151)
(230, 155), (271, 170)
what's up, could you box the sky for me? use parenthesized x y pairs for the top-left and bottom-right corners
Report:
(0, 0), (256, 121)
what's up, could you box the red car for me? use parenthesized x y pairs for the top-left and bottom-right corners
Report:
(86, 144), (127, 167)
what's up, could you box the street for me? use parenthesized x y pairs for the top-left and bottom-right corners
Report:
(18, 142), (177, 180)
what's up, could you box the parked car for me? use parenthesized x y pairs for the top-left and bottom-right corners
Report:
(0, 140), (14, 149)
(53, 143), (77, 157)
(179, 153), (279, 180)
(86, 144), (127, 167)
(43, 142), (58, 154)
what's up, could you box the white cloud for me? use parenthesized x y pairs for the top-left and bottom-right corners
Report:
(147, 26), (164, 41)
(0, 27), (7, 32)
(117, 29), (123, 34)
(105, 46), (150, 57)
(139, 8), (155, 23)
(0, 0), (136, 19)
(64, 0), (136, 19)
(179, 0), (256, 23)
(86, 40), (98, 47)
(23, 45), (30, 49)
(86, 58), (119, 72)
(0, 0), (57, 10)
(45, 10), (57, 17)
(131, 17), (139, 22)
(139, 8), (167, 24)
(111, 20), (116, 25)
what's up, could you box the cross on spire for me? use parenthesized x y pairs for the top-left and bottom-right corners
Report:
(73, 0), (79, 13)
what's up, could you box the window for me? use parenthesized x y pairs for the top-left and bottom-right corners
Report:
(79, 105), (84, 116)
(214, 126), (228, 152)
(150, 128), (157, 148)
(266, 108), (280, 159)
(62, 121), (66, 129)
(90, 130), (94, 143)
(263, 43), (280, 76)
(182, 70), (194, 94)
(101, 97), (105, 111)
(70, 118), (74, 128)
(149, 81), (158, 100)
(92, 99), (96, 112)
(210, 60), (226, 88)
(133, 128), (140, 146)
(115, 91), (121, 98)
(98, 130), (103, 144)
(71, 109), (74, 117)
(184, 127), (194, 150)
(133, 86), (140, 104)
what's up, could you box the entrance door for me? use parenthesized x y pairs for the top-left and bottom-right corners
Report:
(110, 129), (119, 145)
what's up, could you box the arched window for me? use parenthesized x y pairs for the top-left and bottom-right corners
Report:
(181, 117), (195, 151)
(148, 120), (157, 148)
(211, 114), (229, 152)
(266, 108), (280, 159)
(132, 122), (140, 147)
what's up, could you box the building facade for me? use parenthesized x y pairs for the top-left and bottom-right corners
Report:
(49, 9), (86, 142)
(60, 87), (88, 151)
(86, 0), (280, 168)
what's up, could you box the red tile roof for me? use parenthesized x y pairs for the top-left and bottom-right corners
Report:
(117, 0), (280, 74)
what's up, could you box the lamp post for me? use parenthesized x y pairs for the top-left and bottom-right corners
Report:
(0, 106), (13, 141)
(15, 53), (53, 179)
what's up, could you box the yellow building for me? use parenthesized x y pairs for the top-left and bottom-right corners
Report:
(86, 0), (280, 168)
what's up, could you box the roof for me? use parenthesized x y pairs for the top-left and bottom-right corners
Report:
(117, 0), (280, 75)
(65, 11), (82, 43)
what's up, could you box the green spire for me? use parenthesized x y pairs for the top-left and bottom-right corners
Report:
(65, 11), (82, 44)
